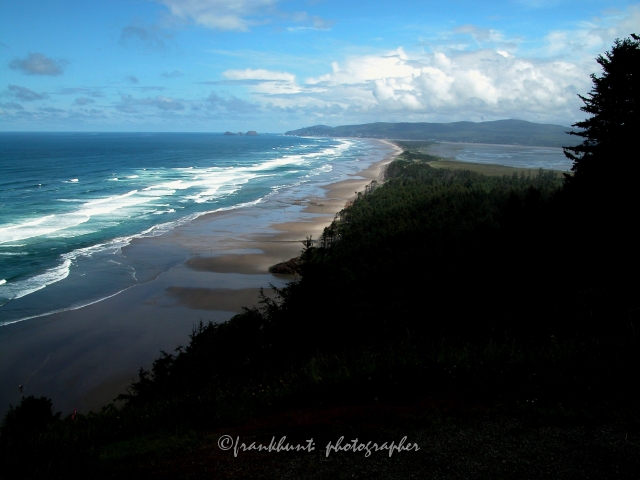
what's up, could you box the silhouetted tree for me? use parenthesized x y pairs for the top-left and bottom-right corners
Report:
(564, 34), (639, 191)
(1, 396), (60, 438)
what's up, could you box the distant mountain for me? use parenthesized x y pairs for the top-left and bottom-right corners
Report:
(285, 119), (579, 147)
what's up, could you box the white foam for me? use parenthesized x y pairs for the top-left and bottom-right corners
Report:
(0, 285), (134, 327)
(0, 215), (56, 244)
(0, 279), (5, 285)
(0, 138), (364, 317)
(0, 258), (71, 301)
(0, 190), (153, 244)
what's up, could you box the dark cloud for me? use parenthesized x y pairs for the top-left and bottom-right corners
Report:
(9, 53), (66, 76)
(39, 107), (65, 113)
(120, 25), (157, 45)
(286, 12), (334, 31)
(154, 97), (184, 110)
(74, 97), (95, 106)
(58, 87), (104, 97)
(116, 94), (185, 112)
(8, 85), (47, 101)
(161, 70), (183, 78)
(69, 108), (107, 119)
(199, 79), (271, 86)
(0, 101), (24, 110)
(133, 86), (165, 92)
(119, 25), (170, 50)
(115, 104), (138, 113)
(126, 75), (139, 84)
(207, 92), (258, 113)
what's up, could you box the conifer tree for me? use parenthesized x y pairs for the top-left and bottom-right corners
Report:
(564, 34), (639, 189)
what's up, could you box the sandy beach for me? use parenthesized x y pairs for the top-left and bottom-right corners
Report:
(0, 139), (400, 416)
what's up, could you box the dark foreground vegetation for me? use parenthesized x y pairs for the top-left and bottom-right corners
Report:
(2, 35), (639, 479)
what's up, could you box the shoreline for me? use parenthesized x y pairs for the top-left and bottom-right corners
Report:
(0, 139), (400, 416)
(151, 139), (399, 312)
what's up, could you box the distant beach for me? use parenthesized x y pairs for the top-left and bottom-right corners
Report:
(0, 137), (400, 416)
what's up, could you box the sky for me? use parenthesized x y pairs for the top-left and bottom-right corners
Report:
(0, 0), (638, 132)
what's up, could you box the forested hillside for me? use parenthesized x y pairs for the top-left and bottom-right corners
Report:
(285, 119), (579, 147)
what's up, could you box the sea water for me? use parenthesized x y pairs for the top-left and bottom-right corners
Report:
(425, 142), (572, 171)
(0, 132), (384, 326)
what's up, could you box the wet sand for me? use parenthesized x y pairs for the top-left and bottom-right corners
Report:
(0, 140), (400, 416)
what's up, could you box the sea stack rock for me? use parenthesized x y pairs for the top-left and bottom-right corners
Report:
(246, 131), (258, 136)
(223, 131), (235, 136)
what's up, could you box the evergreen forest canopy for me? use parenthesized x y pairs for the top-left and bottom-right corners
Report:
(2, 35), (639, 479)
(285, 119), (580, 147)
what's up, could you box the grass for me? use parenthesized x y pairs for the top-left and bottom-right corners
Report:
(427, 159), (567, 176)
(391, 139), (569, 176)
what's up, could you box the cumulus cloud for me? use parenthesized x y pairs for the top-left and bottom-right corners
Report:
(177, 7), (637, 126)
(454, 25), (509, 48)
(145, 95), (185, 110)
(218, 46), (590, 125)
(9, 53), (66, 76)
(8, 85), (47, 101)
(543, 5), (640, 56)
(219, 68), (305, 95)
(223, 68), (295, 82)
(296, 47), (590, 123)
(307, 49), (416, 86)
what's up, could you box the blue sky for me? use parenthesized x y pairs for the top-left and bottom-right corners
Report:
(1, 0), (638, 132)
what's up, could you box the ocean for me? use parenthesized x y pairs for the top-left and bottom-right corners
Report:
(0, 132), (384, 326)
(0, 133), (571, 327)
